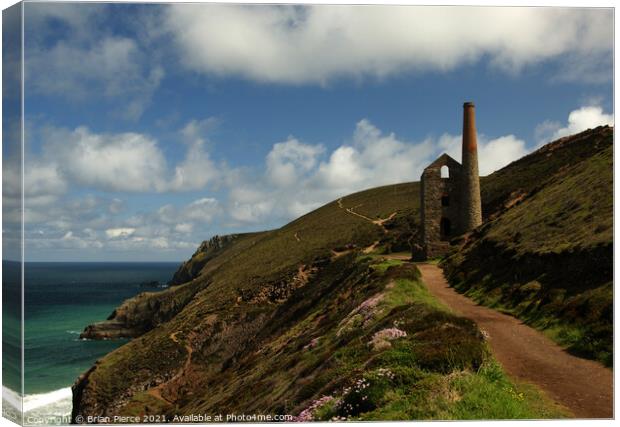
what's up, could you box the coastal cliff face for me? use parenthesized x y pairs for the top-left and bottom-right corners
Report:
(79, 283), (201, 340)
(72, 127), (612, 421)
(80, 233), (262, 340)
(168, 234), (240, 286)
(72, 183), (423, 420)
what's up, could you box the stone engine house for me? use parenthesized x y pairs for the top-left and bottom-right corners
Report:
(417, 102), (482, 259)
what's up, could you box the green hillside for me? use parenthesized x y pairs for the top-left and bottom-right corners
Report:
(79, 183), (420, 340)
(443, 125), (613, 366)
(73, 126), (612, 421)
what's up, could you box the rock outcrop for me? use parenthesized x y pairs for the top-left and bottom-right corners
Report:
(168, 234), (239, 286)
(80, 281), (203, 340)
(80, 234), (251, 340)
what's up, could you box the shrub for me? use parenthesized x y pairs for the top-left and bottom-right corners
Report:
(336, 371), (393, 418)
(412, 323), (486, 373)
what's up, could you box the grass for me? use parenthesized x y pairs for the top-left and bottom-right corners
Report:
(284, 258), (566, 421)
(484, 144), (612, 254)
(445, 360), (568, 420)
(369, 259), (404, 273)
(452, 279), (613, 366)
(480, 125), (612, 220)
(356, 359), (567, 420)
(382, 276), (447, 311)
(78, 252), (565, 421)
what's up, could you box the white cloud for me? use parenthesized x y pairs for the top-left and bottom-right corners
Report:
(181, 117), (220, 140)
(167, 135), (220, 192)
(228, 187), (275, 224)
(226, 118), (524, 225)
(310, 119), (436, 196)
(19, 115), (565, 258)
(157, 197), (221, 225)
(26, 118), (223, 194)
(25, 162), (67, 199)
(105, 228), (136, 239)
(25, 3), (104, 40)
(438, 133), (528, 175)
(2, 158), (67, 210)
(175, 223), (194, 234)
(25, 3), (164, 120)
(316, 146), (363, 189)
(3, 154), (69, 232)
(184, 198), (221, 222)
(19, 191), (206, 258)
(266, 137), (325, 186)
(535, 105), (614, 144)
(47, 126), (168, 192)
(165, 5), (612, 84)
(478, 136), (529, 175)
(57, 230), (104, 249)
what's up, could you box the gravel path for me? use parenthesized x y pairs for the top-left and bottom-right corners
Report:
(417, 263), (613, 419)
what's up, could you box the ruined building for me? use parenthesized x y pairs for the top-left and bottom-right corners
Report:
(416, 102), (482, 259)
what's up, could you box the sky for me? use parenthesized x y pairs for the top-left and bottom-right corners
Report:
(1, 2), (614, 262)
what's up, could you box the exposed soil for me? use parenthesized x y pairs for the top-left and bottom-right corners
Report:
(416, 263), (613, 419)
(331, 248), (354, 259)
(363, 240), (380, 254)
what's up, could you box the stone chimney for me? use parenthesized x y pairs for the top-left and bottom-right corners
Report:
(460, 102), (482, 232)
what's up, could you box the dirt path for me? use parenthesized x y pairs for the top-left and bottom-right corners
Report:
(337, 198), (395, 234)
(146, 331), (194, 404)
(363, 241), (380, 254)
(382, 252), (411, 260)
(416, 263), (613, 419)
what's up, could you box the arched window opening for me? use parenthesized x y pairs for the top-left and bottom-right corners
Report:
(441, 193), (450, 206)
(441, 165), (449, 178)
(440, 217), (451, 240)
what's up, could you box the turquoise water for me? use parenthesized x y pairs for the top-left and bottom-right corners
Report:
(3, 261), (179, 417)
(3, 261), (22, 394)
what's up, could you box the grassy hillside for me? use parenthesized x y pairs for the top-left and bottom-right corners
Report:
(479, 125), (612, 220)
(73, 126), (612, 421)
(443, 126), (613, 365)
(79, 183), (420, 340)
(74, 254), (563, 421)
(73, 180), (565, 421)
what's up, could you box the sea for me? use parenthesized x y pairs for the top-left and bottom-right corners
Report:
(2, 261), (179, 422)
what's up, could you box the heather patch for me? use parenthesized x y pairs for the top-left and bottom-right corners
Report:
(292, 396), (339, 422)
(337, 293), (385, 337)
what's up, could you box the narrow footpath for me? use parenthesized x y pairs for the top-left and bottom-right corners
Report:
(417, 263), (613, 419)
(146, 331), (194, 405)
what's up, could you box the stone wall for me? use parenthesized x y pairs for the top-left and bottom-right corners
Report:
(416, 103), (483, 260)
(420, 154), (462, 259)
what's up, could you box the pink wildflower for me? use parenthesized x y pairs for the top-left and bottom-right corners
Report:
(368, 327), (407, 350)
(292, 395), (337, 422)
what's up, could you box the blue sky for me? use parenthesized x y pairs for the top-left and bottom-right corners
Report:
(2, 3), (614, 262)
